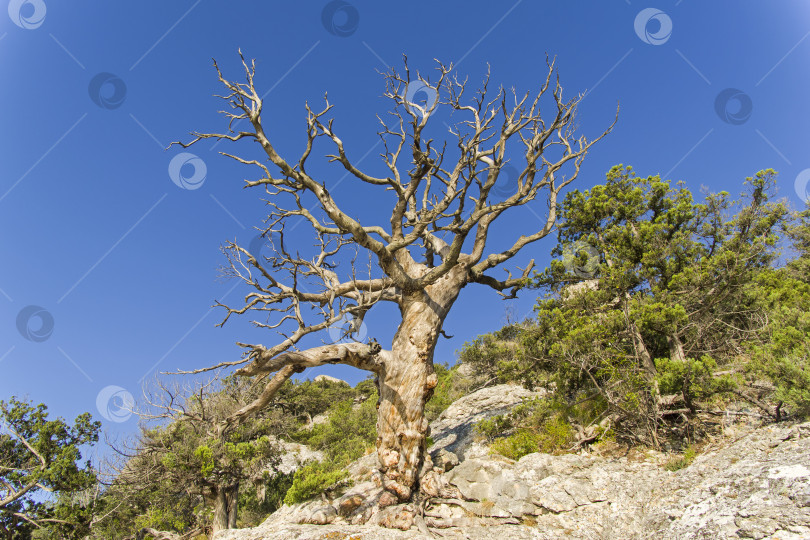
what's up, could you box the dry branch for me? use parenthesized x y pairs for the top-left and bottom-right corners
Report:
(171, 52), (615, 507)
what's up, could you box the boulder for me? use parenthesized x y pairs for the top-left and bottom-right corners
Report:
(431, 448), (459, 471)
(428, 383), (547, 462)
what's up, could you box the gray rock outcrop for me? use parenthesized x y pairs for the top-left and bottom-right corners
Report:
(216, 382), (810, 539)
(428, 383), (547, 464)
(272, 439), (324, 476)
(429, 421), (810, 538)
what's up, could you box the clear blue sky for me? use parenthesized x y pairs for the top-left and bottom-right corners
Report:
(1, 1), (809, 443)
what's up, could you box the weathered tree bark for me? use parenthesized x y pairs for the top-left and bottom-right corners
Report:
(631, 322), (657, 377)
(667, 334), (687, 363)
(376, 270), (465, 501)
(210, 482), (239, 534)
(227, 482), (238, 529)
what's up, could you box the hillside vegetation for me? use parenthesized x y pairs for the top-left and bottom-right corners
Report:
(3, 168), (808, 539)
(460, 167), (810, 457)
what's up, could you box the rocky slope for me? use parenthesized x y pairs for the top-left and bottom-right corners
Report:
(216, 384), (810, 539)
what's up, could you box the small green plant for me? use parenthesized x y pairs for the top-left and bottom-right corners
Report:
(291, 393), (377, 465)
(284, 392), (376, 504)
(283, 461), (349, 505)
(664, 444), (697, 471)
(477, 397), (575, 460)
(656, 355), (736, 407)
(537, 415), (573, 453)
(490, 430), (541, 460)
(474, 414), (514, 441)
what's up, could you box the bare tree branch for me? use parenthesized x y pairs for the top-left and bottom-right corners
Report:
(170, 52), (614, 507)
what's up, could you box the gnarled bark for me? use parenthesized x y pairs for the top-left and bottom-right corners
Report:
(376, 269), (466, 501)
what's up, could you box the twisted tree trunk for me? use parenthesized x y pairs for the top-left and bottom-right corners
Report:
(376, 272), (464, 503)
(210, 482), (239, 534)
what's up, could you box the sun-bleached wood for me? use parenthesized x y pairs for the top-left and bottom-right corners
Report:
(172, 52), (616, 506)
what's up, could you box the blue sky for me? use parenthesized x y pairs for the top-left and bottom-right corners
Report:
(1, 0), (809, 443)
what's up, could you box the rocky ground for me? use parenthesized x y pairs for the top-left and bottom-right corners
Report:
(216, 384), (810, 540)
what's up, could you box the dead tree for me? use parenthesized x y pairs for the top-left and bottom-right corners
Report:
(175, 52), (616, 508)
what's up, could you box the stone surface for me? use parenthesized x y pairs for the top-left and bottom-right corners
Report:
(646, 422), (810, 539)
(445, 457), (535, 517)
(428, 383), (547, 462)
(345, 451), (379, 483)
(271, 438), (324, 476)
(215, 524), (545, 539)
(431, 447), (459, 472)
(216, 381), (810, 539)
(313, 374), (349, 385)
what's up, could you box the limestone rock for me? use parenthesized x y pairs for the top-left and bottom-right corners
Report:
(428, 383), (547, 461)
(216, 388), (810, 540)
(646, 422), (810, 539)
(431, 448), (459, 472)
(270, 438), (324, 476)
(300, 504), (336, 525)
(314, 374), (349, 385)
(345, 451), (379, 482)
(443, 457), (536, 518)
